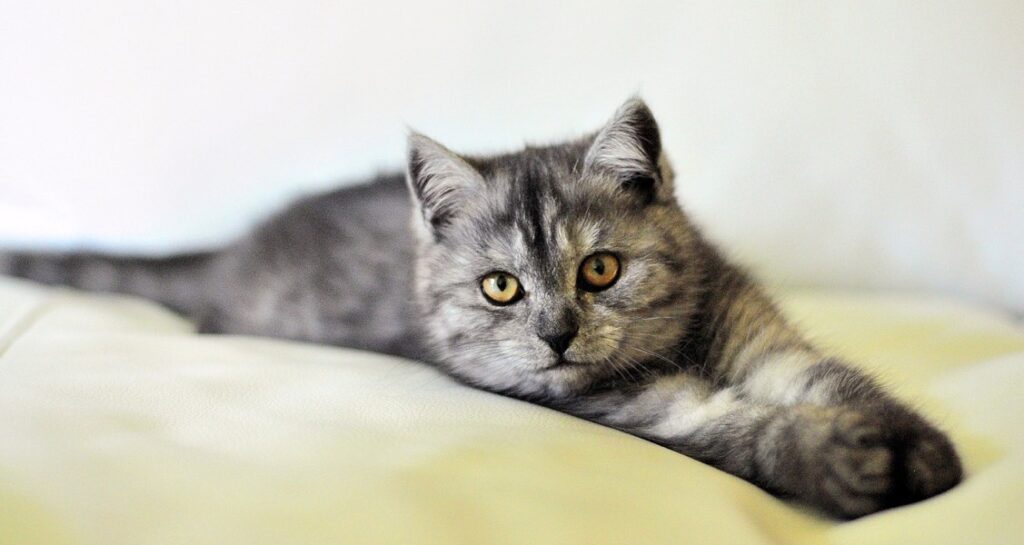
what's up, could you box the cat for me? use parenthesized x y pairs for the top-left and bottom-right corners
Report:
(0, 98), (962, 518)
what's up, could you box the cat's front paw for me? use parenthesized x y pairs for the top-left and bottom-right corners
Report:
(811, 405), (962, 518)
(882, 404), (963, 504)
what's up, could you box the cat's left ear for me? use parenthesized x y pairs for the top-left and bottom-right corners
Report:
(584, 97), (672, 204)
(406, 132), (486, 240)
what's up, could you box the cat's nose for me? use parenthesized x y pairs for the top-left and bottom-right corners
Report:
(541, 325), (579, 356)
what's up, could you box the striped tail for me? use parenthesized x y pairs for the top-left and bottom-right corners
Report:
(0, 250), (216, 315)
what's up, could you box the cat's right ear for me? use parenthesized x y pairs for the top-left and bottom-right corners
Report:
(583, 97), (671, 205)
(406, 132), (485, 239)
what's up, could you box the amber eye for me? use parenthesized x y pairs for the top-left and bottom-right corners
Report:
(480, 272), (523, 305)
(578, 253), (621, 292)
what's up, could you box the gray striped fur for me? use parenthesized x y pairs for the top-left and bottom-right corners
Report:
(0, 98), (960, 518)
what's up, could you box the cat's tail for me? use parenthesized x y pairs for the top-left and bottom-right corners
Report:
(0, 249), (217, 315)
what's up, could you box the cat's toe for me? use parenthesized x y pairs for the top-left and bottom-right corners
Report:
(818, 412), (894, 517)
(891, 419), (963, 504)
(781, 404), (963, 518)
(820, 406), (963, 518)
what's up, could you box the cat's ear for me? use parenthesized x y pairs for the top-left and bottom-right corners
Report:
(406, 132), (485, 238)
(583, 97), (669, 204)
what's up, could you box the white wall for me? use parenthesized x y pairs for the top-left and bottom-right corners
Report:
(1, 1), (1022, 312)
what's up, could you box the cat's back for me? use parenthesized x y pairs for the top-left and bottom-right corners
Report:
(209, 174), (425, 358)
(313, 173), (413, 233)
(243, 173), (414, 267)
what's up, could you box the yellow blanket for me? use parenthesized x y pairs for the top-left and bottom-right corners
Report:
(1, 278), (1021, 545)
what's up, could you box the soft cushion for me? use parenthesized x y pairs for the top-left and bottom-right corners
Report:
(0, 277), (1022, 544)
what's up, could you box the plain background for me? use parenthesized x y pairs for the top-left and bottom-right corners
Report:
(1, 1), (1021, 313)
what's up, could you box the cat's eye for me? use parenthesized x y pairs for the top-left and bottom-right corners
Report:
(480, 272), (523, 305)
(578, 252), (621, 292)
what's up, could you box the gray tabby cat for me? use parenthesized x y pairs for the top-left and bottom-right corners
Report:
(0, 98), (961, 518)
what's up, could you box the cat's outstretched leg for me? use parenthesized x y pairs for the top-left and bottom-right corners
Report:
(573, 368), (960, 518)
(726, 351), (963, 517)
(772, 401), (961, 517)
(690, 272), (963, 517)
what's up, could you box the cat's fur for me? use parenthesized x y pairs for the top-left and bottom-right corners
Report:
(0, 98), (961, 518)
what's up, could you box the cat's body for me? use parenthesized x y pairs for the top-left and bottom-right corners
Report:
(1, 175), (426, 359)
(0, 99), (962, 518)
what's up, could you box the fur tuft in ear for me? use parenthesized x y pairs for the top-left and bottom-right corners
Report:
(584, 98), (664, 204)
(406, 132), (484, 237)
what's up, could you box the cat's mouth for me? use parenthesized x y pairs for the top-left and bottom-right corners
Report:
(545, 356), (585, 371)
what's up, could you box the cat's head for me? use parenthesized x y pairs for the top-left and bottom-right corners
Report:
(406, 98), (706, 399)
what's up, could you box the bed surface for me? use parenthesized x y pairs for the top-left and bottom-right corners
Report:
(1, 277), (1022, 545)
